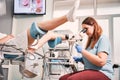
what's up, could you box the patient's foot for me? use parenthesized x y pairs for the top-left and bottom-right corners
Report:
(66, 0), (80, 22)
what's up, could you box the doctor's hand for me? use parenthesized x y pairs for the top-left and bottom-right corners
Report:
(75, 44), (83, 53)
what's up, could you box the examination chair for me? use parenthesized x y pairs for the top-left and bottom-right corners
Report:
(0, 22), (47, 79)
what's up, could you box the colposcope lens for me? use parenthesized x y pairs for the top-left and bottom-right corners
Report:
(80, 28), (87, 33)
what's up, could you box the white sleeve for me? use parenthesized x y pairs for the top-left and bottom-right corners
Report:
(0, 33), (7, 39)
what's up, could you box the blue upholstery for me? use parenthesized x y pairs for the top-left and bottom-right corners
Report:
(4, 54), (19, 59)
(4, 54), (24, 62)
(30, 22), (47, 39)
(48, 37), (62, 48)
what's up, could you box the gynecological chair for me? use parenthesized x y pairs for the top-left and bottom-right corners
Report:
(1, 45), (40, 77)
(0, 22), (47, 79)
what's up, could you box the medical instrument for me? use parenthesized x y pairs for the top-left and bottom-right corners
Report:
(73, 28), (87, 41)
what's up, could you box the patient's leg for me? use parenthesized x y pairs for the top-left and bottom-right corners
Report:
(27, 31), (66, 52)
(27, 0), (80, 47)
(35, 31), (66, 49)
(37, 15), (67, 30)
(37, 0), (80, 30)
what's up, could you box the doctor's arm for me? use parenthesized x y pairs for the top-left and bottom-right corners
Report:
(75, 44), (107, 67)
(82, 49), (107, 67)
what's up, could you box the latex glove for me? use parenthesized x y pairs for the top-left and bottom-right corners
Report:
(73, 56), (83, 63)
(75, 44), (82, 53)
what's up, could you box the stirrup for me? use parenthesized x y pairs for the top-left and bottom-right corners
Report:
(48, 37), (62, 48)
(30, 22), (47, 39)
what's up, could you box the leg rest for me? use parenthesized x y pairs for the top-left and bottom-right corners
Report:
(48, 37), (62, 48)
(30, 22), (47, 39)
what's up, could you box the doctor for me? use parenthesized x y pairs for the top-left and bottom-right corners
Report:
(59, 17), (113, 80)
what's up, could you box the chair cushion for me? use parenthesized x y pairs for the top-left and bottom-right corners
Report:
(48, 37), (62, 48)
(30, 22), (47, 39)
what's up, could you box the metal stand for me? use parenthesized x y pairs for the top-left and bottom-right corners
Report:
(0, 44), (41, 79)
(40, 40), (77, 80)
(0, 44), (26, 80)
(113, 64), (120, 80)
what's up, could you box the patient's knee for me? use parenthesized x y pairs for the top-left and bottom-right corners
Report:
(30, 22), (48, 39)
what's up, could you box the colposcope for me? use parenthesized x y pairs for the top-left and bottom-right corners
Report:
(79, 28), (87, 41)
(70, 28), (87, 42)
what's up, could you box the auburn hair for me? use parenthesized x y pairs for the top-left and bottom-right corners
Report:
(82, 17), (103, 49)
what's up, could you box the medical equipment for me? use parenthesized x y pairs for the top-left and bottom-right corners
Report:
(31, 29), (87, 79)
(79, 28), (87, 41)
(0, 44), (41, 79)
(39, 30), (78, 80)
(19, 62), (37, 78)
(70, 28), (87, 41)
(40, 47), (77, 80)
(48, 37), (62, 48)
(0, 60), (4, 79)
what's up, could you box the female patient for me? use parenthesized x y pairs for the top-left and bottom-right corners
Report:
(59, 17), (113, 80)
(0, 0), (80, 52)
